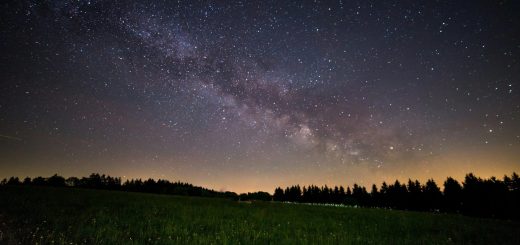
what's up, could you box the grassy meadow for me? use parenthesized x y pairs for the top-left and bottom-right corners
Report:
(1, 186), (519, 244)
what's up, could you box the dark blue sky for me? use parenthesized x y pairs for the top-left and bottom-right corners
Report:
(1, 0), (519, 192)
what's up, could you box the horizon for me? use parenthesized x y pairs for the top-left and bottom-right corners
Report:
(1, 1), (519, 194)
(2, 170), (517, 194)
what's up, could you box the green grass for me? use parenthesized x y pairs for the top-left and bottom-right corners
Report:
(1, 186), (519, 244)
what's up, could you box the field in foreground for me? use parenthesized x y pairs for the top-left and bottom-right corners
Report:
(1, 186), (519, 244)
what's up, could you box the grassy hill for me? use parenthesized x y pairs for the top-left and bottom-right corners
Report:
(1, 186), (519, 244)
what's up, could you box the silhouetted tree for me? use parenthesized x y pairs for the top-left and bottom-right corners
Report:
(333, 186), (340, 203)
(87, 173), (103, 189)
(339, 186), (346, 202)
(505, 172), (520, 219)
(273, 187), (284, 201)
(285, 185), (302, 202)
(31, 176), (46, 185)
(23, 177), (32, 185)
(379, 182), (388, 207)
(350, 184), (369, 206)
(462, 173), (482, 216)
(407, 179), (422, 210)
(7, 177), (21, 185)
(47, 174), (66, 187)
(370, 184), (379, 207)
(239, 191), (272, 201)
(387, 180), (407, 209)
(345, 186), (352, 195)
(443, 177), (462, 212)
(423, 179), (442, 211)
(510, 172), (520, 191)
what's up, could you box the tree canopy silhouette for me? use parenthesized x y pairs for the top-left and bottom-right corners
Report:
(271, 172), (520, 220)
(2, 172), (520, 219)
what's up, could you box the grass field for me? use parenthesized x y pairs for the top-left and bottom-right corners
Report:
(1, 186), (519, 244)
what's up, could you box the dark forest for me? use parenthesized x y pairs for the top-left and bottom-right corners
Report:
(3, 172), (519, 220)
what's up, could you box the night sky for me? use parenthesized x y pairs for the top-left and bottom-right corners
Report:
(1, 0), (519, 193)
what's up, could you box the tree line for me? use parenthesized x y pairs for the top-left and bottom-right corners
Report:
(274, 173), (520, 219)
(2, 172), (520, 219)
(1, 173), (276, 201)
(0, 173), (238, 199)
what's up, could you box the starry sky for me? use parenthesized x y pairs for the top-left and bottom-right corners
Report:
(1, 0), (519, 193)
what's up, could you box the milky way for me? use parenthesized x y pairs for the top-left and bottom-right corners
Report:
(1, 1), (519, 192)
